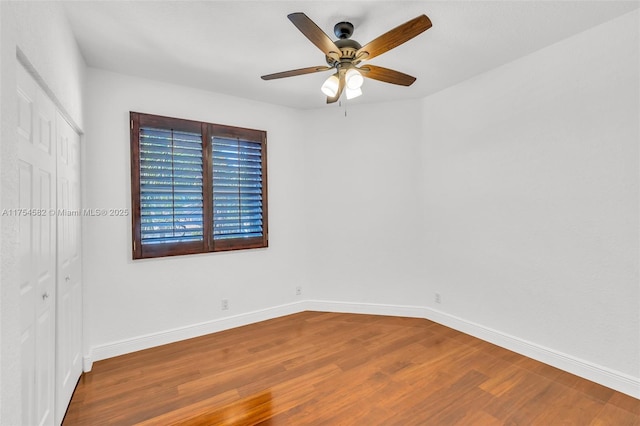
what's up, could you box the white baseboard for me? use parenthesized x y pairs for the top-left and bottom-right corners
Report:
(83, 299), (640, 399)
(82, 356), (93, 373)
(308, 300), (640, 399)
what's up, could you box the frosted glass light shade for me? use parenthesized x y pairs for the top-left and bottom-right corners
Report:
(321, 74), (340, 97)
(345, 68), (364, 89)
(345, 87), (362, 100)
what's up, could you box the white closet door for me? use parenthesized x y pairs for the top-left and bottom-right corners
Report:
(55, 112), (83, 424)
(17, 62), (57, 426)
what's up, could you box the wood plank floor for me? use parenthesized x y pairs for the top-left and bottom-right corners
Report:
(63, 311), (639, 425)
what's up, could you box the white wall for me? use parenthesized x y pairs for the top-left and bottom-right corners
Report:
(419, 10), (639, 379)
(300, 100), (428, 304)
(83, 69), (309, 360)
(0, 2), (85, 424)
(8, 2), (85, 129)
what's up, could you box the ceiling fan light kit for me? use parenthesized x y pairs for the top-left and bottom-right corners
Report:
(345, 86), (363, 100)
(345, 68), (364, 90)
(261, 12), (432, 104)
(321, 73), (340, 97)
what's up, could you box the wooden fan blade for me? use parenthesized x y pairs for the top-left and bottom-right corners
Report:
(327, 71), (345, 104)
(359, 65), (416, 86)
(288, 13), (341, 60)
(261, 66), (331, 80)
(357, 15), (432, 61)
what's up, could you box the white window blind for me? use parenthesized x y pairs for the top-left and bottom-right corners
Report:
(139, 127), (204, 245)
(212, 137), (263, 240)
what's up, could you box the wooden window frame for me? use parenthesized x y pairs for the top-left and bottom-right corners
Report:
(130, 112), (268, 259)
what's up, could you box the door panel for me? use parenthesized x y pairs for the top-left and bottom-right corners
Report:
(18, 61), (57, 426)
(55, 113), (83, 424)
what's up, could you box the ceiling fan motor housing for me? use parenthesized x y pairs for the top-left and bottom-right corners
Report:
(325, 37), (362, 66)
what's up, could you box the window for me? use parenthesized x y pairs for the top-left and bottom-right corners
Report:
(130, 112), (268, 259)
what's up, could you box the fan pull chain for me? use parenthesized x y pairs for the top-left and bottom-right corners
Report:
(339, 100), (348, 117)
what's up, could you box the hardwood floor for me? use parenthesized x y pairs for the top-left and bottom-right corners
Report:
(63, 311), (639, 425)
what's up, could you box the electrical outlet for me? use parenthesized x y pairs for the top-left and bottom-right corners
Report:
(295, 286), (302, 296)
(221, 299), (229, 310)
(435, 293), (441, 304)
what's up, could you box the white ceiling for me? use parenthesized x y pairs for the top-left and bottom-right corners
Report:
(62, 1), (638, 110)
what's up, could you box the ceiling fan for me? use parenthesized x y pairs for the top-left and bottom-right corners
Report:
(261, 12), (432, 103)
